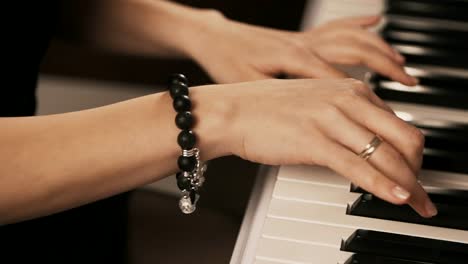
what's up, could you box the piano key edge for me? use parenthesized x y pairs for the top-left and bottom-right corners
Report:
(230, 165), (280, 264)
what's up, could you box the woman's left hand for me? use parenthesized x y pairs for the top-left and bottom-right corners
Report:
(187, 14), (417, 85)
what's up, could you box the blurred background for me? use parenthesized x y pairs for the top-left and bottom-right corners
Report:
(37, 1), (307, 263)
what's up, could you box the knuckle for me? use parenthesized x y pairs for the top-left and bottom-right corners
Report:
(322, 104), (342, 120)
(362, 173), (379, 191)
(352, 82), (371, 96)
(288, 40), (310, 59)
(344, 78), (367, 91)
(407, 127), (425, 154)
(334, 86), (361, 105)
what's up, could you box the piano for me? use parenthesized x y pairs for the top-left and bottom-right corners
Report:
(231, 0), (468, 263)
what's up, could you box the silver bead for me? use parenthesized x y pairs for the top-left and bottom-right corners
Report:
(179, 196), (196, 214)
(182, 148), (196, 157)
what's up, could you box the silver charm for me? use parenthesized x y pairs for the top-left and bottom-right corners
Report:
(179, 195), (196, 214)
(193, 176), (205, 187)
(200, 163), (207, 174)
(177, 148), (207, 214)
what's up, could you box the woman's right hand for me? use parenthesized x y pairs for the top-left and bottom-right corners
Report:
(194, 78), (437, 218)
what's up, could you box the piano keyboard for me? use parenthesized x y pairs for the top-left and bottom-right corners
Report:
(231, 0), (468, 263)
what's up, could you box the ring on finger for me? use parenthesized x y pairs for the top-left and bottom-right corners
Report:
(358, 135), (383, 160)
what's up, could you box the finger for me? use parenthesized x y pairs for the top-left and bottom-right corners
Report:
(336, 92), (424, 174)
(331, 15), (381, 28)
(283, 51), (348, 78)
(353, 43), (418, 85)
(315, 108), (435, 217)
(364, 84), (395, 114)
(347, 29), (405, 64)
(318, 137), (416, 207)
(346, 81), (394, 114)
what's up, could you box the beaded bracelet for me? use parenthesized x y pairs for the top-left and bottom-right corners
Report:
(169, 73), (207, 214)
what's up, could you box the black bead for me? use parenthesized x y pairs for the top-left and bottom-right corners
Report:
(177, 130), (196, 150)
(173, 95), (192, 112)
(175, 111), (193, 130)
(178, 155), (197, 172)
(190, 190), (197, 204)
(169, 82), (188, 99)
(169, 73), (188, 86)
(176, 173), (191, 191)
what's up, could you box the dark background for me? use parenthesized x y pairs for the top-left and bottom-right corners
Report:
(39, 1), (308, 263)
(41, 0), (308, 86)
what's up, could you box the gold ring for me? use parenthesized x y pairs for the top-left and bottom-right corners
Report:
(358, 135), (382, 160)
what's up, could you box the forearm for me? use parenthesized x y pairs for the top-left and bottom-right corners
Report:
(59, 0), (222, 58)
(0, 86), (231, 224)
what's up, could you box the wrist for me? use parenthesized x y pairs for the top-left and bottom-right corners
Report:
(189, 84), (238, 160)
(175, 8), (228, 59)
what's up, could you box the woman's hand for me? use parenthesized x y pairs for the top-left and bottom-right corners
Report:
(69, 2), (415, 84)
(187, 14), (417, 85)
(194, 78), (435, 218)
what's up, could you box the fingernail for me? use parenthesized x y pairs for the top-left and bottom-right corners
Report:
(425, 200), (438, 217)
(392, 186), (410, 201)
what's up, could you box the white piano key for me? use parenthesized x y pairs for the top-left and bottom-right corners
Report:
(302, 0), (383, 30)
(278, 166), (348, 188)
(273, 180), (358, 207)
(267, 198), (468, 244)
(324, 0), (383, 15)
(278, 165), (468, 191)
(262, 217), (354, 248)
(256, 237), (351, 264)
(255, 260), (290, 264)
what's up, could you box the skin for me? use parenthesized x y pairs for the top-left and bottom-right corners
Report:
(0, 0), (434, 224)
(60, 0), (417, 84)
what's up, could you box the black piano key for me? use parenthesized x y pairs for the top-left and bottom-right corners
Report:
(418, 124), (468, 174)
(374, 81), (468, 110)
(372, 73), (468, 110)
(350, 183), (365, 193)
(387, 0), (468, 22)
(423, 149), (468, 174)
(341, 230), (468, 264)
(346, 192), (468, 230)
(398, 47), (468, 72)
(382, 27), (468, 50)
(350, 188), (468, 207)
(427, 189), (468, 206)
(381, 23), (468, 68)
(345, 254), (436, 264)
(417, 124), (468, 152)
(384, 30), (465, 50)
(385, 17), (468, 36)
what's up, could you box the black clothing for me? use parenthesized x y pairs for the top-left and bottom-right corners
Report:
(1, 2), (128, 263)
